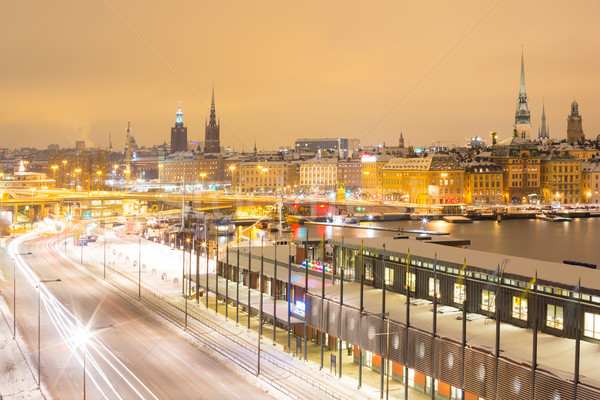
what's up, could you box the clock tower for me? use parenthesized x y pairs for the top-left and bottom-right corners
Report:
(514, 52), (531, 139)
(566, 101), (584, 144)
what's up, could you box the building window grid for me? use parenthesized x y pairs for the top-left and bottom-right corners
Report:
(512, 296), (528, 321)
(453, 283), (466, 304)
(546, 305), (564, 330)
(481, 289), (496, 312)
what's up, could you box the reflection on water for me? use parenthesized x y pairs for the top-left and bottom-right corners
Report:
(273, 218), (599, 264)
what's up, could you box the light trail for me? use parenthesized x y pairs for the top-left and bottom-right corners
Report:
(8, 225), (160, 400)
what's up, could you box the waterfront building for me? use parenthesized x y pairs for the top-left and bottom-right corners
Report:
(514, 52), (532, 140)
(381, 155), (464, 204)
(540, 153), (582, 204)
(582, 158), (600, 204)
(336, 159), (362, 191)
(490, 136), (540, 204)
(170, 106), (188, 153)
(361, 154), (392, 199)
(567, 101), (585, 144)
(299, 158), (338, 193)
(204, 88), (221, 153)
(159, 151), (199, 183)
(463, 161), (504, 205)
(231, 161), (298, 194)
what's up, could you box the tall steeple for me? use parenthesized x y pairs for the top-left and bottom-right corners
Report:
(567, 100), (584, 144)
(539, 100), (548, 139)
(170, 103), (188, 153)
(514, 49), (531, 139)
(204, 86), (221, 153)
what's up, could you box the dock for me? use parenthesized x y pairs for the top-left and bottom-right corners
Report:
(442, 216), (473, 223)
(305, 221), (450, 236)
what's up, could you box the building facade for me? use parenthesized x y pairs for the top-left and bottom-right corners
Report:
(582, 159), (600, 204)
(463, 161), (504, 205)
(491, 137), (541, 204)
(299, 158), (338, 192)
(337, 159), (362, 191)
(381, 155), (464, 204)
(540, 153), (582, 204)
(232, 161), (299, 194)
(361, 154), (392, 199)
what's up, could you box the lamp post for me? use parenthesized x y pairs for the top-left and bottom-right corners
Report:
(61, 160), (67, 188)
(199, 172), (207, 194)
(74, 168), (82, 191)
(78, 325), (113, 400)
(96, 170), (103, 193)
(51, 165), (58, 186)
(37, 279), (61, 389)
(29, 187), (35, 231)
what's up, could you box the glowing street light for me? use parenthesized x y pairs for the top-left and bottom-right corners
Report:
(199, 172), (207, 193)
(74, 325), (113, 400)
(51, 165), (58, 183)
(74, 168), (82, 190)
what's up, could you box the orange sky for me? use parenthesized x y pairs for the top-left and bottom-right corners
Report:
(2, 1), (599, 151)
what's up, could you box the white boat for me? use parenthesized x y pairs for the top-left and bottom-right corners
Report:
(342, 216), (360, 224)
(267, 222), (279, 232)
(536, 214), (572, 222)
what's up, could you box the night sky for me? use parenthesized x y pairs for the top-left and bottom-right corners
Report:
(2, 1), (599, 151)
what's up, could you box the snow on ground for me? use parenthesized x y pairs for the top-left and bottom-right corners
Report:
(0, 295), (48, 399)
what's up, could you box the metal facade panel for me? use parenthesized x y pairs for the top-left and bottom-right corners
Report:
(434, 339), (462, 388)
(387, 322), (406, 365)
(408, 329), (433, 376)
(361, 314), (384, 355)
(464, 348), (496, 400)
(534, 371), (573, 400)
(577, 383), (600, 400)
(497, 358), (532, 400)
(326, 300), (340, 337)
(342, 306), (360, 345)
(308, 295), (321, 329)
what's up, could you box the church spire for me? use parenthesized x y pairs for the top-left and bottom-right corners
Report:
(514, 50), (531, 139)
(539, 99), (548, 139)
(208, 85), (218, 128)
(519, 49), (527, 98)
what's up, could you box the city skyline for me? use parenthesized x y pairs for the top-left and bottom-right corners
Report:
(2, 1), (600, 151)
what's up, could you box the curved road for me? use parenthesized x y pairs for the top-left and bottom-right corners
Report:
(5, 231), (276, 400)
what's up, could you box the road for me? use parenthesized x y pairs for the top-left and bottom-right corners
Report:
(3, 231), (277, 400)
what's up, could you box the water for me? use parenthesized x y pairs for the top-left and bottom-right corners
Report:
(288, 218), (600, 265)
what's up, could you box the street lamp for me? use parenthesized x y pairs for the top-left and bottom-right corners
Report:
(96, 170), (103, 193)
(229, 166), (236, 194)
(74, 168), (82, 191)
(61, 160), (67, 188)
(51, 165), (58, 185)
(75, 325), (113, 400)
(199, 172), (207, 193)
(37, 279), (61, 389)
(30, 188), (35, 231)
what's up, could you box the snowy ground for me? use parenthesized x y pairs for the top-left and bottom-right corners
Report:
(0, 295), (48, 399)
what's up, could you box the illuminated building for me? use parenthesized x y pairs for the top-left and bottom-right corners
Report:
(299, 158), (338, 192)
(582, 159), (600, 204)
(540, 153), (582, 204)
(381, 155), (464, 204)
(231, 161), (298, 194)
(463, 161), (504, 205)
(361, 154), (392, 197)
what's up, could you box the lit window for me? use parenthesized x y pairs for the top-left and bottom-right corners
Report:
(453, 283), (465, 303)
(481, 290), (496, 312)
(428, 277), (440, 298)
(385, 267), (394, 286)
(405, 272), (416, 291)
(546, 305), (563, 330)
(512, 296), (528, 320)
(584, 312), (600, 339)
(364, 265), (373, 281)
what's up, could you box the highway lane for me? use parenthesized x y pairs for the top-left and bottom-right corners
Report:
(7, 231), (277, 400)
